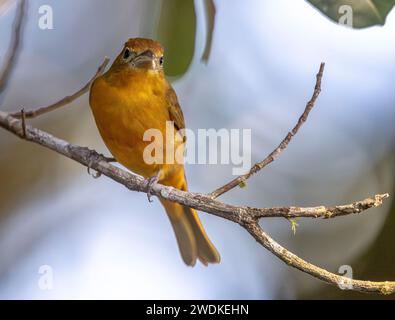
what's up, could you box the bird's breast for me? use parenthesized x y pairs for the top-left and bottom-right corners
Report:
(89, 72), (172, 176)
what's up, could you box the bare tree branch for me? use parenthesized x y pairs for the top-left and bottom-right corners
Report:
(250, 193), (389, 219)
(209, 63), (325, 199)
(245, 223), (395, 295)
(0, 110), (393, 294)
(0, 109), (389, 220)
(0, 0), (26, 94)
(10, 57), (110, 119)
(201, 0), (216, 62)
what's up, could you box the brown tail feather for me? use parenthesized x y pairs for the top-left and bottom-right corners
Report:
(182, 205), (220, 266)
(159, 170), (220, 266)
(161, 198), (198, 266)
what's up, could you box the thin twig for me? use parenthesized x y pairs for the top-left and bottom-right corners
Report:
(0, 111), (393, 295)
(250, 194), (390, 219)
(0, 0), (26, 94)
(20, 107), (25, 137)
(10, 57), (110, 119)
(201, 0), (216, 62)
(209, 63), (325, 199)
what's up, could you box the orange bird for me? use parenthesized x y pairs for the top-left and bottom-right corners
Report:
(89, 38), (220, 266)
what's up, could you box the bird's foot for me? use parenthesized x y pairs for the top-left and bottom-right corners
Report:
(102, 156), (117, 163)
(87, 150), (117, 179)
(145, 171), (161, 203)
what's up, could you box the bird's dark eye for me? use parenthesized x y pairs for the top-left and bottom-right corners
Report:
(159, 56), (164, 65)
(123, 48), (131, 60)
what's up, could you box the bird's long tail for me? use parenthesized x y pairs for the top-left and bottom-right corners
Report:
(159, 169), (220, 266)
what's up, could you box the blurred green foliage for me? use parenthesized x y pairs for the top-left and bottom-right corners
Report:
(156, 0), (196, 77)
(155, 0), (216, 76)
(308, 0), (395, 28)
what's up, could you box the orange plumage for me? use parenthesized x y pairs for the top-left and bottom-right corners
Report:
(89, 38), (220, 266)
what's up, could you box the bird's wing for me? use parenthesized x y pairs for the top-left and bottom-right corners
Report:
(166, 86), (185, 131)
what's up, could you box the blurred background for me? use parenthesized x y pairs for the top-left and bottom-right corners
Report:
(0, 0), (394, 299)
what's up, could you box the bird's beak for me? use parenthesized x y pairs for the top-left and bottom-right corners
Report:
(131, 50), (155, 69)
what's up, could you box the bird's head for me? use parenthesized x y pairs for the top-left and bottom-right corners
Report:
(112, 38), (165, 72)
